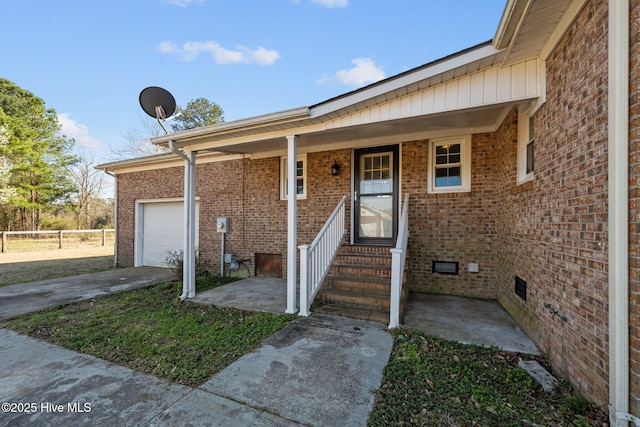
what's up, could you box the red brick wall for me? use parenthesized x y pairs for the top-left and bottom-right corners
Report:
(401, 136), (499, 299)
(630, 0), (640, 416)
(117, 138), (501, 302)
(495, 0), (610, 407)
(116, 150), (351, 278)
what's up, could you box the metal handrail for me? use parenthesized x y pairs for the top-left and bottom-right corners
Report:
(298, 195), (348, 316)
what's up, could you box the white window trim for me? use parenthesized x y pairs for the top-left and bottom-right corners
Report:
(427, 135), (471, 194)
(517, 105), (535, 184)
(280, 154), (307, 200)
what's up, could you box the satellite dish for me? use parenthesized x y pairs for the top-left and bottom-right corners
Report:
(139, 86), (177, 120)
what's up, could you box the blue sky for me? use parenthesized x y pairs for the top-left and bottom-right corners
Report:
(2, 0), (505, 162)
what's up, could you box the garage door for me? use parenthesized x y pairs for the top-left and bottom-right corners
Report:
(138, 201), (199, 267)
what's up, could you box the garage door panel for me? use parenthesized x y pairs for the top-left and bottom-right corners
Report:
(139, 201), (199, 267)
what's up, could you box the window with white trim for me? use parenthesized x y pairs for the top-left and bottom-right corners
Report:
(427, 136), (471, 193)
(517, 105), (535, 183)
(280, 154), (307, 200)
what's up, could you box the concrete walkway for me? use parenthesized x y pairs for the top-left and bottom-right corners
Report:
(1, 315), (392, 426)
(0, 267), (173, 320)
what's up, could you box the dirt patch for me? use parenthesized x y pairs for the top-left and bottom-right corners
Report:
(0, 246), (115, 286)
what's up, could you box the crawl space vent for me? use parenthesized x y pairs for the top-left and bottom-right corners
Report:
(515, 276), (527, 301)
(432, 260), (459, 275)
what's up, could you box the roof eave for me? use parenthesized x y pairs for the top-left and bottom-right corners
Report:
(493, 0), (526, 50)
(95, 153), (178, 173)
(151, 106), (310, 146)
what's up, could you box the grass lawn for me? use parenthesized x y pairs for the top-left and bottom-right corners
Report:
(0, 275), (607, 425)
(0, 276), (295, 387)
(369, 329), (607, 426)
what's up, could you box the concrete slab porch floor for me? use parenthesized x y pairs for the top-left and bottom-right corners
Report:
(193, 277), (540, 355)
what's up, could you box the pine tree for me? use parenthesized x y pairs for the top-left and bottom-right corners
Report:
(0, 78), (77, 231)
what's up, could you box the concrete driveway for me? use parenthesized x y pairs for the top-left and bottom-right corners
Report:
(0, 267), (173, 320)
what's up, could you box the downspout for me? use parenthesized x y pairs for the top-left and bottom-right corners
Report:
(104, 170), (118, 269)
(169, 140), (197, 302)
(608, 0), (638, 425)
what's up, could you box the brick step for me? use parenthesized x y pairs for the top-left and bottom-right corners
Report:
(327, 264), (393, 280)
(316, 288), (391, 310)
(313, 304), (389, 324)
(333, 253), (392, 267)
(337, 245), (394, 255)
(322, 276), (391, 292)
(310, 244), (404, 324)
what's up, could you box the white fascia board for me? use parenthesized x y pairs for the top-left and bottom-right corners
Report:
(178, 122), (328, 154)
(493, 0), (528, 50)
(152, 107), (310, 146)
(96, 152), (247, 175)
(95, 153), (177, 172)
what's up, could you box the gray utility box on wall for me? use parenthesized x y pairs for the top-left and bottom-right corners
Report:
(216, 217), (229, 233)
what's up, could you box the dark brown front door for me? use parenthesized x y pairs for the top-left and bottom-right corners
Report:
(353, 145), (399, 245)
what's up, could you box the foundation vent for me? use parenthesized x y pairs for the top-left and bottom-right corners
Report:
(432, 260), (459, 275)
(515, 276), (527, 301)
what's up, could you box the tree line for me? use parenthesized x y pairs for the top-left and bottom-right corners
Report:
(0, 78), (223, 232)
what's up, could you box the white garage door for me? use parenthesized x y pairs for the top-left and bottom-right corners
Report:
(138, 201), (199, 267)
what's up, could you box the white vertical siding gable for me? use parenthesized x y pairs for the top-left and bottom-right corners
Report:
(323, 58), (539, 129)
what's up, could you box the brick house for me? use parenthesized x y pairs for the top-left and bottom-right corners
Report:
(98, 0), (639, 422)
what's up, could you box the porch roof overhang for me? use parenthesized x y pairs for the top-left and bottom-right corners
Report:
(149, 42), (539, 160)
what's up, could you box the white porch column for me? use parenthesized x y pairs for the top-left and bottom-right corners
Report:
(285, 135), (298, 314)
(183, 150), (197, 299)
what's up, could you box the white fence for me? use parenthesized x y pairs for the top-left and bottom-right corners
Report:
(1, 229), (115, 253)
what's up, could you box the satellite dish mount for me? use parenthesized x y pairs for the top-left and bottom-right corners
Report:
(139, 86), (181, 135)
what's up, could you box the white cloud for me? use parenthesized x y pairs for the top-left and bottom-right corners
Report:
(158, 41), (280, 65)
(310, 0), (348, 7)
(327, 58), (386, 86)
(157, 41), (180, 55)
(248, 46), (282, 65)
(57, 114), (103, 151)
(160, 0), (204, 7)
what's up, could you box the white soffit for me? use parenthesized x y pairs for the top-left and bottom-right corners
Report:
(495, 0), (584, 65)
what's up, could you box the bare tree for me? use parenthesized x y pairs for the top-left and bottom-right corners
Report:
(68, 152), (106, 229)
(110, 114), (170, 160)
